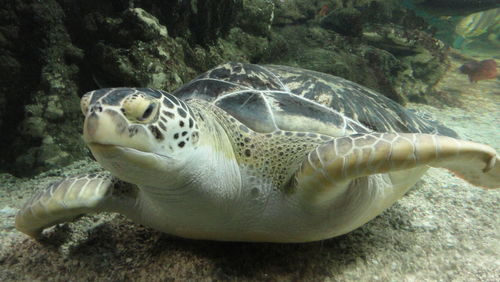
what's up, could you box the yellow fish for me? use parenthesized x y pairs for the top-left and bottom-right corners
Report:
(455, 8), (500, 38)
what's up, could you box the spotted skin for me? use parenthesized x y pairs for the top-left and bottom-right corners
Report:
(85, 89), (337, 194)
(189, 99), (333, 193)
(82, 88), (199, 154)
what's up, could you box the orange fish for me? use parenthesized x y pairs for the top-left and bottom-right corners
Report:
(459, 59), (497, 83)
(319, 4), (329, 17)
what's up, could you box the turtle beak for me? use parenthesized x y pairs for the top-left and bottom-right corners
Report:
(88, 142), (174, 187)
(83, 112), (101, 143)
(83, 109), (126, 145)
(83, 107), (152, 153)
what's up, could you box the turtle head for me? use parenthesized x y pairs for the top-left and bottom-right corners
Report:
(81, 88), (200, 186)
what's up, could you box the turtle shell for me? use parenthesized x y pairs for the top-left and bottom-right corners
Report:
(174, 62), (457, 138)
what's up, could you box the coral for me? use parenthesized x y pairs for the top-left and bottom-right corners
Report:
(320, 8), (363, 37)
(0, 0), (83, 174)
(361, 24), (449, 102)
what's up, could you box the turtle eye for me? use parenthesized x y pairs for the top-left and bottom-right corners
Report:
(141, 103), (155, 121)
(122, 95), (158, 123)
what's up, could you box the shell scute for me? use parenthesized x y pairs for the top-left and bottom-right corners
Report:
(174, 62), (457, 138)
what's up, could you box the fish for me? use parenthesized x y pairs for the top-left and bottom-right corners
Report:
(459, 59), (498, 83)
(318, 4), (329, 17)
(409, 0), (500, 16)
(455, 8), (500, 39)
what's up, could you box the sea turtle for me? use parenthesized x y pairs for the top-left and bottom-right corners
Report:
(15, 62), (499, 242)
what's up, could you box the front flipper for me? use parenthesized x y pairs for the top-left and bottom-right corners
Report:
(295, 133), (499, 204)
(15, 172), (137, 238)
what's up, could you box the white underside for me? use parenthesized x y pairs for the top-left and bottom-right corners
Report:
(125, 167), (428, 243)
(94, 139), (429, 242)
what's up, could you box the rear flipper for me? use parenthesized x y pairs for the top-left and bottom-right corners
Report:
(295, 133), (499, 203)
(15, 172), (137, 238)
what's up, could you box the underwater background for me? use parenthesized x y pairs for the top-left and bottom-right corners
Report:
(0, 0), (498, 280)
